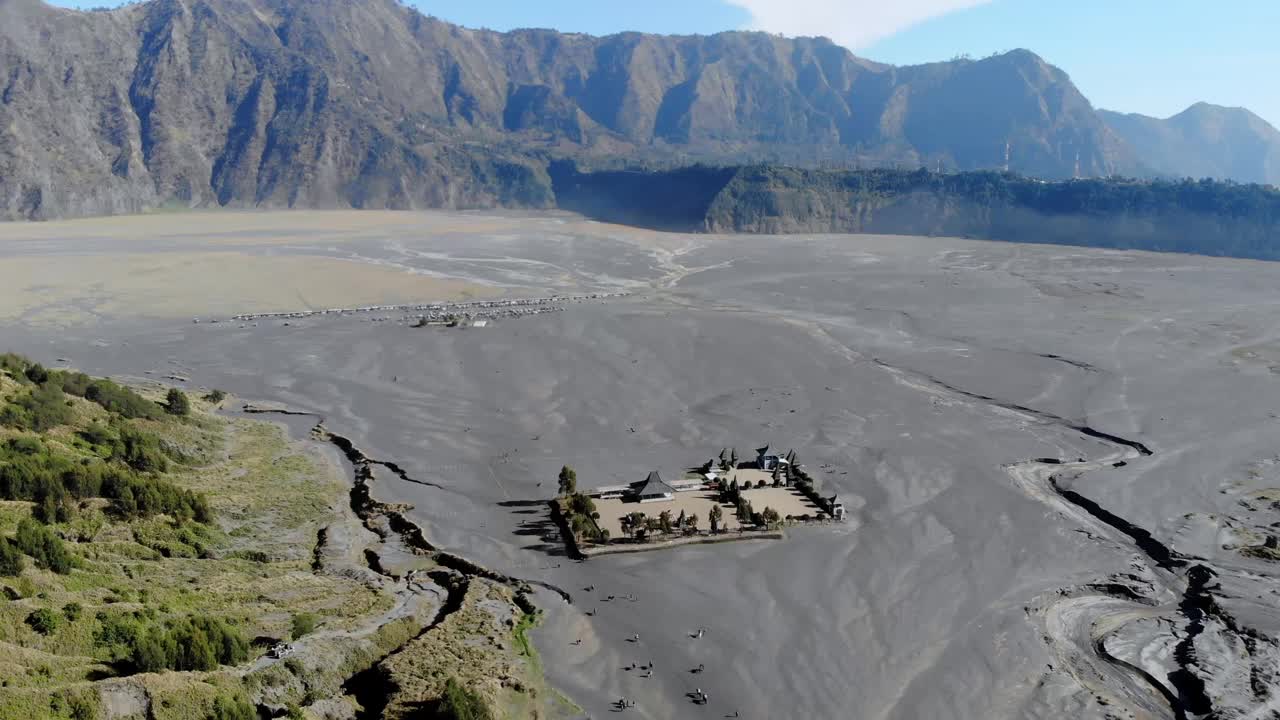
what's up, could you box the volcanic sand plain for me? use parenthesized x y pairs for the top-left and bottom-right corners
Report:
(4, 210), (1280, 719)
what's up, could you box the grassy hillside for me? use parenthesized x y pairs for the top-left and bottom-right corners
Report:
(0, 354), (564, 720)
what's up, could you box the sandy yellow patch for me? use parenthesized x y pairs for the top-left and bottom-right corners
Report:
(0, 251), (499, 326)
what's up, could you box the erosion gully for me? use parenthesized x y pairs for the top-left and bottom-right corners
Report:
(238, 405), (571, 717)
(863, 355), (1275, 719)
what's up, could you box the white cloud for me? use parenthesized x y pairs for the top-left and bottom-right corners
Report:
(725, 0), (993, 50)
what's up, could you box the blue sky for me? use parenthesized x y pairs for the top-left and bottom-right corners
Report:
(49, 0), (1280, 128)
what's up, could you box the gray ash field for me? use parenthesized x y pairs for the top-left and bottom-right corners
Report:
(6, 211), (1280, 719)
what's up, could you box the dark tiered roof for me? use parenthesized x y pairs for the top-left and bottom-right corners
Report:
(631, 471), (676, 497)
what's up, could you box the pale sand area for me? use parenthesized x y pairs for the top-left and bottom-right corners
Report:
(0, 209), (689, 250)
(0, 209), (682, 327)
(0, 252), (499, 327)
(737, 484), (823, 518)
(594, 490), (741, 536)
(594, 485), (820, 538)
(0, 209), (522, 245)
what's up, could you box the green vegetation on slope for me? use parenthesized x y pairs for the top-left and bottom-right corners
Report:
(0, 353), (567, 720)
(0, 353), (391, 719)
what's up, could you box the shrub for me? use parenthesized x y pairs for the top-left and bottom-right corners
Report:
(15, 517), (73, 573)
(24, 363), (50, 385)
(27, 607), (61, 635)
(131, 615), (249, 672)
(438, 677), (494, 720)
(79, 422), (118, 455)
(1, 382), (72, 431)
(0, 353), (29, 380)
(63, 601), (83, 622)
(117, 426), (169, 473)
(0, 537), (24, 576)
(165, 389), (191, 417)
(290, 612), (319, 640)
(208, 694), (256, 720)
(204, 389), (227, 405)
(94, 612), (142, 662)
(58, 371), (93, 397)
(84, 379), (160, 419)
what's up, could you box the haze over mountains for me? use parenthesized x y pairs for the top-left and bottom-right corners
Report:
(0, 0), (1278, 220)
(1100, 104), (1280, 186)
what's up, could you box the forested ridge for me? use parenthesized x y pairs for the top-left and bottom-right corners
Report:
(554, 164), (1280, 259)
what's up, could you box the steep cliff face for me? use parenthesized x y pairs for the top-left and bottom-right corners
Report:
(0, 0), (554, 219)
(1101, 103), (1280, 185)
(0, 0), (1151, 219)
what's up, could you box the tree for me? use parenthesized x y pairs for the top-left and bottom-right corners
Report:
(708, 505), (723, 534)
(658, 510), (672, 535)
(567, 492), (595, 516)
(676, 509), (686, 529)
(557, 465), (577, 496)
(165, 388), (191, 416)
(761, 507), (782, 529)
(625, 512), (648, 540)
(729, 448), (738, 467)
(686, 514), (699, 533)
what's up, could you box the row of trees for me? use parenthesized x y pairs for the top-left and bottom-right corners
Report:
(619, 508), (701, 540)
(1, 355), (177, 422)
(717, 475), (783, 506)
(0, 435), (210, 525)
(556, 466), (609, 544)
(95, 611), (249, 673)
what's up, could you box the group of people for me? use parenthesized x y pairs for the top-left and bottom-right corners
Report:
(582, 588), (742, 715)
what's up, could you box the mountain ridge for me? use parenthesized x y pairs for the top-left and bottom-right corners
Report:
(1100, 103), (1280, 186)
(0, 0), (1275, 220)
